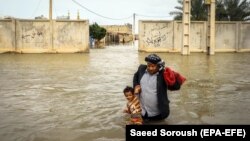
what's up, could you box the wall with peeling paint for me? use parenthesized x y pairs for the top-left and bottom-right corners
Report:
(139, 20), (250, 53)
(0, 19), (89, 53)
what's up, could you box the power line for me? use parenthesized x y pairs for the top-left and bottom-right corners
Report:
(31, 0), (42, 18)
(136, 13), (172, 18)
(72, 0), (133, 20)
(53, 0), (59, 18)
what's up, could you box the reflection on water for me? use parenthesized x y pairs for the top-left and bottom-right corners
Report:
(0, 43), (250, 141)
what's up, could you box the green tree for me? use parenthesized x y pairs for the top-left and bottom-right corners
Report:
(170, 0), (250, 21)
(170, 0), (207, 21)
(191, 0), (207, 20)
(89, 23), (106, 41)
(216, 0), (228, 21)
(220, 0), (250, 21)
(169, 0), (183, 20)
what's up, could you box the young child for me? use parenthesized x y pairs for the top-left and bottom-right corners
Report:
(123, 86), (143, 125)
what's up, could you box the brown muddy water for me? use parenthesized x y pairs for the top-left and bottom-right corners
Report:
(0, 43), (250, 141)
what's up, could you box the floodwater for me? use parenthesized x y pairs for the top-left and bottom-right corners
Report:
(0, 42), (250, 141)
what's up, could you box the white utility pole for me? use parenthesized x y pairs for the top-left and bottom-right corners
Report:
(205, 0), (215, 55)
(49, 0), (52, 20)
(133, 13), (135, 46)
(182, 0), (191, 55)
(49, 0), (54, 50)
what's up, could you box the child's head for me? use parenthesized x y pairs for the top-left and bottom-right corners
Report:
(123, 86), (134, 101)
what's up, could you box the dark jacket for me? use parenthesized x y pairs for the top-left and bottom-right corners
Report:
(133, 64), (181, 120)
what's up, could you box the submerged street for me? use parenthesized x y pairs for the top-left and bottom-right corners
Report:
(0, 43), (250, 141)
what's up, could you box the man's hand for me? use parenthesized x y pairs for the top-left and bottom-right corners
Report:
(134, 85), (141, 95)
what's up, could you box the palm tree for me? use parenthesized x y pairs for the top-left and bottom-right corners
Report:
(169, 0), (183, 20)
(222, 0), (250, 21)
(170, 0), (207, 21)
(216, 0), (228, 21)
(191, 0), (207, 20)
(170, 0), (250, 21)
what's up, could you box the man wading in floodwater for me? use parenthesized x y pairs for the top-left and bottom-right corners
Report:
(133, 54), (186, 122)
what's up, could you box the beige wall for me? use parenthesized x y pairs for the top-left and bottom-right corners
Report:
(190, 21), (206, 52)
(0, 19), (89, 53)
(102, 25), (132, 34)
(15, 20), (51, 53)
(102, 25), (133, 43)
(139, 20), (174, 52)
(0, 19), (15, 52)
(240, 23), (250, 51)
(139, 20), (250, 53)
(215, 22), (237, 52)
(54, 20), (89, 53)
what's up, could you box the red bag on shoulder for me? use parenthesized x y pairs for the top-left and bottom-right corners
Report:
(163, 67), (186, 87)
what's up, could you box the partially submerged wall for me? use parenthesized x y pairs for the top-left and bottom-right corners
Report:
(15, 20), (51, 53)
(139, 21), (174, 52)
(0, 19), (89, 53)
(139, 20), (250, 53)
(54, 20), (89, 53)
(0, 19), (15, 53)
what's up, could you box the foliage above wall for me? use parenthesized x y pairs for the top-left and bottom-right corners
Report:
(89, 23), (106, 41)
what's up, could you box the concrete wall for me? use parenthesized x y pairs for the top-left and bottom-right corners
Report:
(190, 21), (206, 52)
(54, 20), (89, 53)
(102, 25), (133, 43)
(173, 21), (182, 52)
(139, 20), (250, 53)
(0, 19), (15, 52)
(15, 20), (51, 53)
(215, 22), (237, 52)
(0, 19), (89, 53)
(238, 22), (250, 51)
(215, 22), (250, 52)
(139, 20), (174, 52)
(102, 25), (132, 34)
(239, 23), (250, 51)
(173, 21), (206, 52)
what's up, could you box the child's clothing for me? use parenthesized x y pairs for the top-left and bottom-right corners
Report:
(126, 96), (143, 125)
(127, 96), (141, 114)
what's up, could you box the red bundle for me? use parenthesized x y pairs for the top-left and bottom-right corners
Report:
(164, 67), (186, 86)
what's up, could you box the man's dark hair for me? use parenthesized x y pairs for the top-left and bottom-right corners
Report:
(123, 86), (134, 94)
(145, 54), (161, 64)
(145, 53), (165, 71)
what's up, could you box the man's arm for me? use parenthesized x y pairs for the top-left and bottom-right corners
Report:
(133, 66), (140, 88)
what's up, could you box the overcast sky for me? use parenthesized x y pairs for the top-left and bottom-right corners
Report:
(0, 0), (179, 32)
(0, 0), (179, 33)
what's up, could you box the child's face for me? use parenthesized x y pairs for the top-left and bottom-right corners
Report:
(124, 91), (134, 101)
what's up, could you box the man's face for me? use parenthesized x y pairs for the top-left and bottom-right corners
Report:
(147, 63), (158, 75)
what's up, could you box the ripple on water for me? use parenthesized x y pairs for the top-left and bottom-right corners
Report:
(217, 84), (237, 92)
(1, 44), (250, 140)
(42, 87), (55, 90)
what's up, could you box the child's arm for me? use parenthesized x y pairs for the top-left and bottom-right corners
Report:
(123, 105), (131, 114)
(123, 108), (129, 113)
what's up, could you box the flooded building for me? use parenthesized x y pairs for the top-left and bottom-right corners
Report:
(102, 24), (133, 43)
